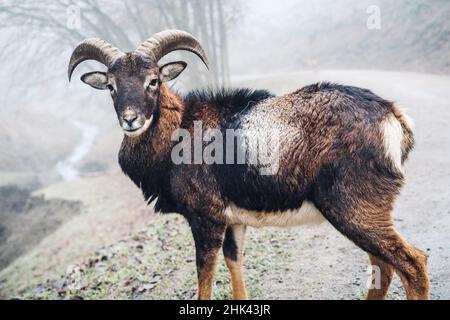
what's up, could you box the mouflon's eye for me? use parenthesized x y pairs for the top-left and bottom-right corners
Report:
(107, 84), (114, 92)
(147, 78), (158, 90)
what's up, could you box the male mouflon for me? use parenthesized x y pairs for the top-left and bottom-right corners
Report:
(68, 29), (429, 300)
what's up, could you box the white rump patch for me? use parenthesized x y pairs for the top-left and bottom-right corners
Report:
(225, 201), (325, 228)
(382, 115), (403, 172)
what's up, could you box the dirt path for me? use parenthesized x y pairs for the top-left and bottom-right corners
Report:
(55, 120), (98, 181)
(234, 70), (450, 299)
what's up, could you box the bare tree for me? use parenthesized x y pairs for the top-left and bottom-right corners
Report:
(0, 0), (240, 102)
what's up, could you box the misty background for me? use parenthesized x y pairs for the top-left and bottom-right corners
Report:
(0, 0), (449, 299)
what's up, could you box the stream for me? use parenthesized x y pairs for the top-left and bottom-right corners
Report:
(55, 120), (98, 181)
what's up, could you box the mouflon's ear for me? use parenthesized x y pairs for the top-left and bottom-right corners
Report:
(159, 61), (187, 82)
(81, 71), (108, 90)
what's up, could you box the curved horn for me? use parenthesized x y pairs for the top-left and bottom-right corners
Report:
(135, 29), (209, 69)
(68, 38), (124, 81)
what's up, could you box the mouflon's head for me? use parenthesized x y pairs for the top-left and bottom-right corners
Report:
(68, 30), (209, 137)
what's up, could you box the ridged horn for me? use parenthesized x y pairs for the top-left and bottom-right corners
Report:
(135, 29), (209, 69)
(68, 38), (124, 81)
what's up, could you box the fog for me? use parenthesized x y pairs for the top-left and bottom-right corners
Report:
(1, 1), (448, 111)
(1, 0), (446, 181)
(0, 0), (449, 299)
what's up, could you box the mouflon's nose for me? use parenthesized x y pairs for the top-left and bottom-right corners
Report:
(122, 109), (138, 125)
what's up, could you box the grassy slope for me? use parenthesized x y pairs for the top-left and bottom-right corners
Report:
(20, 214), (297, 300)
(0, 170), (150, 298)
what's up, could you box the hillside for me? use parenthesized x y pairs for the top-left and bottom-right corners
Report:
(0, 111), (80, 188)
(0, 170), (150, 298)
(1, 70), (449, 299)
(231, 0), (450, 75)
